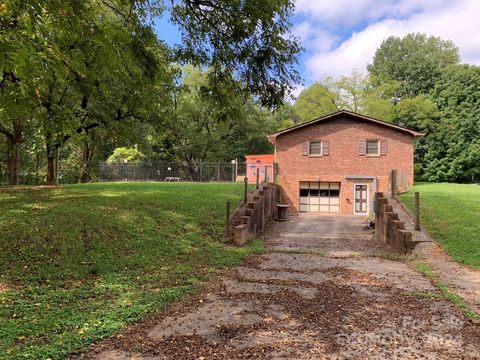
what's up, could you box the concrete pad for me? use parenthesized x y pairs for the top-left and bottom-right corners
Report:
(223, 278), (318, 299)
(236, 266), (328, 285)
(79, 214), (480, 360)
(148, 298), (263, 339)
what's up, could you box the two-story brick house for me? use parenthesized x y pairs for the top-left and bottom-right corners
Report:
(268, 110), (423, 215)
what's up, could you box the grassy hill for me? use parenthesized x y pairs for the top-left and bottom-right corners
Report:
(399, 183), (480, 269)
(0, 182), (260, 359)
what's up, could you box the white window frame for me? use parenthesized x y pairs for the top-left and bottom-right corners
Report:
(308, 140), (322, 156)
(365, 139), (380, 156)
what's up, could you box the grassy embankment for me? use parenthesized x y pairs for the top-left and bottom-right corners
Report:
(399, 182), (480, 269)
(0, 182), (261, 359)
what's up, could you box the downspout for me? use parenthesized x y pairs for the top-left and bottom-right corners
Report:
(344, 175), (378, 214)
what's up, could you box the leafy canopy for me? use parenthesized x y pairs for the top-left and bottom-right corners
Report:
(367, 33), (460, 97)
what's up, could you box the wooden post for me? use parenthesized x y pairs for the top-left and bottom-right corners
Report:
(414, 192), (421, 231)
(390, 169), (397, 199)
(226, 201), (231, 228)
(264, 165), (268, 183)
(244, 177), (248, 203)
(256, 171), (259, 189)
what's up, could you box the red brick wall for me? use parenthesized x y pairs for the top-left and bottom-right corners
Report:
(275, 117), (414, 215)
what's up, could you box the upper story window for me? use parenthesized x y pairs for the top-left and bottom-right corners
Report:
(309, 140), (322, 155)
(302, 140), (330, 156)
(366, 140), (379, 156)
(359, 139), (387, 156)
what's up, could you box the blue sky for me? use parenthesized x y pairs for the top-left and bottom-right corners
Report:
(155, 0), (480, 96)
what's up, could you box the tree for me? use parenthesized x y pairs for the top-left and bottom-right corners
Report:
(367, 33), (460, 98)
(170, 0), (302, 107)
(1, 0), (303, 185)
(423, 64), (480, 182)
(0, 0), (53, 185)
(293, 83), (338, 122)
(152, 66), (278, 178)
(335, 70), (368, 112)
(107, 147), (145, 163)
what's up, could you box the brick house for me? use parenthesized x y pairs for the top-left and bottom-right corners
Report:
(268, 110), (423, 215)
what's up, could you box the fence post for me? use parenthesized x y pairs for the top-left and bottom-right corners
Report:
(244, 177), (248, 203)
(414, 192), (421, 231)
(264, 165), (268, 183)
(225, 201), (231, 229)
(256, 171), (259, 189)
(390, 169), (397, 199)
(200, 161), (203, 182)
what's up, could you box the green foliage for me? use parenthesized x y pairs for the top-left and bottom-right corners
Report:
(0, 0), (301, 185)
(424, 65), (480, 182)
(0, 182), (262, 358)
(399, 183), (480, 269)
(170, 0), (302, 107)
(293, 83), (338, 122)
(155, 66), (276, 169)
(368, 33), (460, 97)
(107, 147), (145, 164)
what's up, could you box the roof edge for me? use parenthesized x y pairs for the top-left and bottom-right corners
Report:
(269, 110), (424, 141)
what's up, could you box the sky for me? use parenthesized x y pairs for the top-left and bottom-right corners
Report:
(155, 0), (480, 97)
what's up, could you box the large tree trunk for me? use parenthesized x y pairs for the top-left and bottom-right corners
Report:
(35, 152), (40, 185)
(6, 137), (19, 185)
(45, 135), (57, 185)
(81, 130), (95, 183)
(46, 153), (55, 185)
(6, 119), (22, 185)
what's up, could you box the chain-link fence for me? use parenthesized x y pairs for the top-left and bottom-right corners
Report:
(99, 161), (277, 183)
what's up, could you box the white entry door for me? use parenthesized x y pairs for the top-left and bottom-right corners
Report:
(354, 183), (369, 214)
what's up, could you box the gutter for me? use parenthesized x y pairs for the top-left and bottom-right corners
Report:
(345, 175), (377, 214)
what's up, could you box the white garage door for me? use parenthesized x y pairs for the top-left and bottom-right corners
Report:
(299, 182), (340, 213)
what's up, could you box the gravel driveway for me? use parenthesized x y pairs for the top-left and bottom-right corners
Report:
(79, 214), (480, 360)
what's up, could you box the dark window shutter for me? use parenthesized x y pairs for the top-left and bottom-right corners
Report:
(322, 140), (330, 155)
(359, 140), (366, 155)
(302, 141), (309, 156)
(380, 139), (387, 155)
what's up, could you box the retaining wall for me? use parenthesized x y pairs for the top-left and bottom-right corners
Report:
(374, 192), (414, 253)
(230, 183), (280, 246)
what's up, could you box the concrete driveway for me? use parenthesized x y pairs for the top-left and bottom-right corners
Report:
(82, 214), (480, 360)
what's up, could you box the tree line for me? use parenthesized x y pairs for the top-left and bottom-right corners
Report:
(1, 4), (478, 186)
(291, 33), (480, 183)
(0, 0), (300, 185)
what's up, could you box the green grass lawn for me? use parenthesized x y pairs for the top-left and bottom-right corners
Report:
(0, 182), (261, 359)
(399, 183), (480, 269)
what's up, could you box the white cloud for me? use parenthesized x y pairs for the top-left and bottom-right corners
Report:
(295, 0), (449, 28)
(299, 0), (480, 79)
(292, 22), (338, 52)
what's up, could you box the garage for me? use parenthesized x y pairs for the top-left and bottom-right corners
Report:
(299, 182), (340, 213)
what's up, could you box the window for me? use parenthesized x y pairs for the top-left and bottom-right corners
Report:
(300, 188), (309, 196)
(366, 140), (379, 156)
(309, 140), (322, 155)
